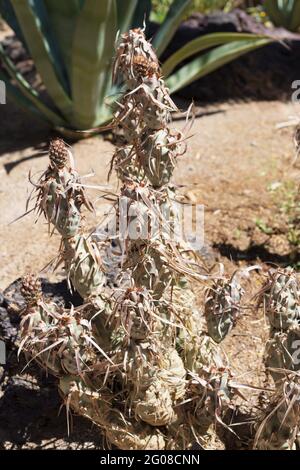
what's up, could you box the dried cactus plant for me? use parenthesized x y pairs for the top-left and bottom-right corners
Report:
(31, 137), (105, 298)
(18, 29), (247, 450)
(204, 269), (244, 343)
(254, 268), (300, 450)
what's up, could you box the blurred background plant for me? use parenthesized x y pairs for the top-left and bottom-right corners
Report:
(0, 0), (272, 135)
(151, 0), (266, 22)
(264, 0), (300, 32)
(151, 0), (240, 23)
(151, 0), (300, 29)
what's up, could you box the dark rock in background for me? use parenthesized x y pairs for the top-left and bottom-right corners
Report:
(2, 9), (300, 106)
(0, 280), (101, 450)
(158, 9), (300, 102)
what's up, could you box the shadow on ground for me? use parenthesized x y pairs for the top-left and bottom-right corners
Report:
(0, 360), (104, 450)
(0, 97), (51, 157)
(214, 242), (300, 266)
(0, 279), (104, 450)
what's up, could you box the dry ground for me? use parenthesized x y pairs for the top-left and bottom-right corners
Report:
(1, 99), (298, 289)
(0, 96), (299, 448)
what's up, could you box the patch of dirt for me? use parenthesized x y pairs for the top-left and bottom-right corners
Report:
(177, 99), (299, 260)
(0, 96), (299, 448)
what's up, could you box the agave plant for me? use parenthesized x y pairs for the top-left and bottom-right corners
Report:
(264, 0), (300, 31)
(0, 0), (272, 135)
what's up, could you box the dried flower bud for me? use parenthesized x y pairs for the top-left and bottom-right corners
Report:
(113, 29), (159, 84)
(49, 138), (69, 169)
(21, 273), (42, 307)
(205, 273), (244, 343)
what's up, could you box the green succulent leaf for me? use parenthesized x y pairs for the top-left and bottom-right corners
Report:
(71, 0), (117, 129)
(288, 1), (300, 31)
(131, 0), (152, 30)
(116, 0), (138, 34)
(0, 0), (274, 133)
(0, 42), (66, 125)
(43, 1), (82, 74)
(162, 32), (270, 77)
(0, 69), (48, 121)
(152, 0), (193, 57)
(10, 0), (73, 118)
(0, 0), (25, 43)
(166, 37), (272, 94)
(264, 0), (300, 31)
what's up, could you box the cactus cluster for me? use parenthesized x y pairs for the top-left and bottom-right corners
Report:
(18, 29), (249, 450)
(254, 268), (300, 450)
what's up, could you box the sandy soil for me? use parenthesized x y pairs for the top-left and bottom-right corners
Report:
(1, 96), (299, 448)
(1, 99), (298, 289)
